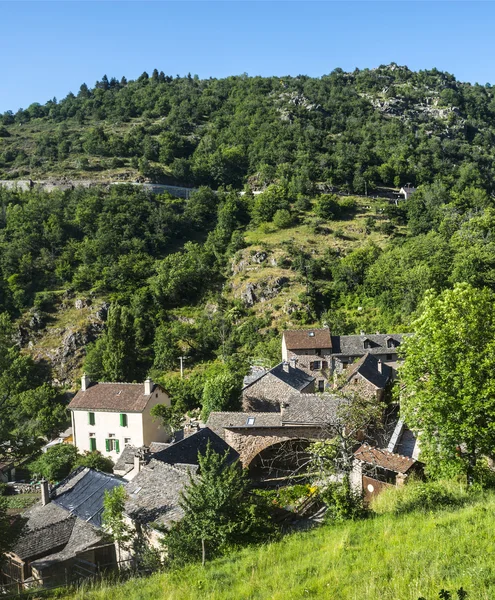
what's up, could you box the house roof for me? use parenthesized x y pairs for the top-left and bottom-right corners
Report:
(344, 353), (391, 389)
(51, 467), (124, 528)
(281, 394), (345, 425)
(206, 412), (283, 438)
(354, 443), (417, 474)
(11, 468), (122, 563)
(152, 427), (239, 467)
(242, 362), (314, 393)
(330, 334), (404, 357)
(68, 382), (159, 412)
(125, 459), (195, 528)
(13, 515), (76, 561)
(283, 328), (332, 350)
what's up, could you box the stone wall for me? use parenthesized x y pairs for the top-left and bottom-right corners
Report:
(224, 425), (325, 466)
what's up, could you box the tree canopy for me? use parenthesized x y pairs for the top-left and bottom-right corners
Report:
(399, 283), (495, 482)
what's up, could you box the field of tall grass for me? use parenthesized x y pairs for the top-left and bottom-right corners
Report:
(57, 482), (495, 600)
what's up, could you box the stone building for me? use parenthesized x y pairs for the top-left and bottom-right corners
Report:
(68, 375), (171, 459)
(338, 353), (392, 401)
(282, 328), (333, 388)
(330, 333), (403, 373)
(1, 468), (122, 591)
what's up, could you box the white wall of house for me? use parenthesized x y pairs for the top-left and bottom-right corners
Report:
(71, 387), (171, 458)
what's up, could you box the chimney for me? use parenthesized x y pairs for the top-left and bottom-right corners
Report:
(81, 373), (90, 391)
(378, 360), (383, 374)
(289, 357), (298, 369)
(282, 361), (290, 373)
(40, 480), (50, 506)
(144, 377), (153, 396)
(134, 454), (142, 474)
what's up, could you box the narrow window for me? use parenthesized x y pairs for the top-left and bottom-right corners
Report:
(318, 380), (325, 392)
(120, 413), (128, 427)
(89, 437), (97, 452)
(88, 412), (95, 426)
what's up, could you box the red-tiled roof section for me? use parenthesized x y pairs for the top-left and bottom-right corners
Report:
(283, 328), (332, 350)
(68, 383), (155, 412)
(354, 443), (416, 474)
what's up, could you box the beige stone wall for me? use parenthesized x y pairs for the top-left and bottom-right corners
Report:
(340, 374), (383, 401)
(224, 426), (326, 466)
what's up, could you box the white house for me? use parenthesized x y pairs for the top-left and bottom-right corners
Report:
(68, 375), (171, 459)
(399, 185), (416, 200)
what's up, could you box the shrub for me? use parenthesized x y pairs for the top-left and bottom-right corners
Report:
(339, 197), (357, 214)
(321, 477), (366, 522)
(315, 194), (341, 220)
(371, 481), (469, 516)
(273, 209), (293, 229)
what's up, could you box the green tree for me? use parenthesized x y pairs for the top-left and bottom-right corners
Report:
(166, 444), (273, 566)
(400, 283), (495, 483)
(102, 486), (131, 563)
(201, 371), (241, 421)
(30, 444), (78, 482)
(75, 451), (114, 473)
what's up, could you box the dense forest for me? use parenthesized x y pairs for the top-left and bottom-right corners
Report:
(2, 64), (495, 451)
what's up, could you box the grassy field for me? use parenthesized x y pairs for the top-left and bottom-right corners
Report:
(62, 487), (495, 600)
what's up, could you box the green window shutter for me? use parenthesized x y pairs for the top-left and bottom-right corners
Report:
(115, 440), (120, 454)
(89, 437), (96, 451)
(120, 414), (127, 427)
(88, 412), (95, 426)
(105, 439), (110, 452)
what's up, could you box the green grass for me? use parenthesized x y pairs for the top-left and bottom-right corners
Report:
(62, 488), (495, 600)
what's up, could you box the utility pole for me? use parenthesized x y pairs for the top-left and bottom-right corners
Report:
(179, 356), (188, 378)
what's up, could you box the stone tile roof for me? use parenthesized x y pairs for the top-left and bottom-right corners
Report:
(68, 382), (158, 412)
(344, 353), (391, 389)
(125, 459), (195, 528)
(354, 443), (417, 474)
(152, 427), (239, 466)
(281, 394), (345, 425)
(270, 363), (315, 390)
(206, 412), (283, 438)
(13, 515), (75, 561)
(52, 467), (124, 528)
(10, 468), (121, 564)
(331, 334), (404, 357)
(113, 444), (139, 475)
(283, 328), (332, 350)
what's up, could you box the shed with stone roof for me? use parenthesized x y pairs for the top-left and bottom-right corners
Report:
(352, 443), (424, 501)
(1, 468), (122, 590)
(69, 375), (171, 460)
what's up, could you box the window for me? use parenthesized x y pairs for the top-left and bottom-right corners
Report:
(318, 380), (325, 392)
(247, 417), (255, 426)
(120, 413), (128, 427)
(89, 437), (97, 452)
(387, 339), (394, 349)
(88, 412), (95, 426)
(105, 437), (120, 453)
(386, 354), (393, 361)
(363, 339), (371, 349)
(311, 361), (322, 370)
(124, 437), (131, 444)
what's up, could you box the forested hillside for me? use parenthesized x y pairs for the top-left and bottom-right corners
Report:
(2, 64), (495, 450)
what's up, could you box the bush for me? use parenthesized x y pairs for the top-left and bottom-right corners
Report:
(273, 209), (293, 229)
(371, 481), (469, 516)
(339, 197), (357, 214)
(321, 477), (366, 522)
(315, 194), (341, 220)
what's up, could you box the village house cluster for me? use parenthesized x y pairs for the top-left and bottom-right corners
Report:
(1, 327), (421, 591)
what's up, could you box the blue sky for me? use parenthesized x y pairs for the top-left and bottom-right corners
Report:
(1, 1), (495, 113)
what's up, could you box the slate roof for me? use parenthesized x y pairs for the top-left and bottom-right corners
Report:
(113, 444), (138, 475)
(13, 515), (76, 560)
(344, 353), (391, 389)
(125, 459), (195, 528)
(354, 443), (417, 474)
(331, 334), (404, 357)
(152, 427), (239, 467)
(283, 328), (332, 350)
(206, 412), (283, 438)
(281, 394), (345, 425)
(51, 467), (124, 528)
(11, 468), (122, 564)
(68, 382), (160, 412)
(242, 362), (314, 392)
